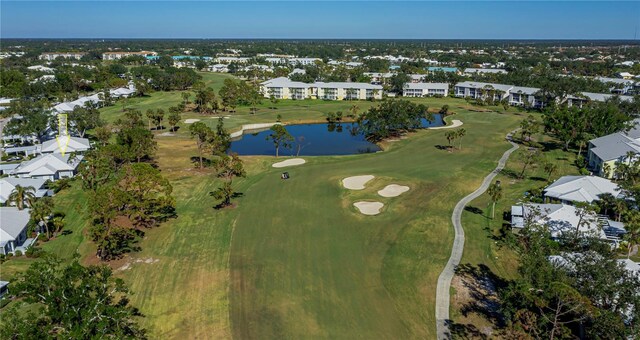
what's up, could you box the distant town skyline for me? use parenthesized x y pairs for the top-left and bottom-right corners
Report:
(2, 1), (639, 40)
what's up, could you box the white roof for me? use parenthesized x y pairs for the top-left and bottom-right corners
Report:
(0, 177), (48, 204)
(261, 77), (382, 90)
(0, 207), (30, 242)
(11, 153), (82, 177)
(27, 65), (55, 73)
(464, 68), (508, 74)
(404, 82), (449, 90)
(455, 81), (514, 92)
(516, 203), (606, 239)
(261, 77), (313, 89)
(510, 86), (541, 95)
(544, 176), (622, 203)
(40, 137), (90, 154)
(315, 81), (382, 90)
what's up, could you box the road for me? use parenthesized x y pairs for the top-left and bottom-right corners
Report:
(435, 129), (520, 339)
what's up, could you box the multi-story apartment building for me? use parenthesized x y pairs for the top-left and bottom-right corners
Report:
(102, 51), (157, 60)
(261, 77), (382, 101)
(403, 83), (449, 97)
(39, 52), (86, 61)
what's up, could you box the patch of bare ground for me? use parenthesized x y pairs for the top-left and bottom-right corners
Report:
(449, 264), (507, 339)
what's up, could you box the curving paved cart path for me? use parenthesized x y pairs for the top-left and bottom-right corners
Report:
(435, 129), (520, 339)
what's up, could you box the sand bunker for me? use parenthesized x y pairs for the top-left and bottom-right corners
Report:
(184, 119), (200, 124)
(342, 175), (375, 190)
(353, 201), (384, 215)
(378, 184), (410, 198)
(272, 158), (306, 168)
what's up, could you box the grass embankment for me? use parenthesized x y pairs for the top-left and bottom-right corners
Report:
(451, 126), (581, 332)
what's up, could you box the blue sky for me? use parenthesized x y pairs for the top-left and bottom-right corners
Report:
(2, 1), (639, 39)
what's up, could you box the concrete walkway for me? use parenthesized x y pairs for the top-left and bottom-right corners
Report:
(435, 129), (520, 339)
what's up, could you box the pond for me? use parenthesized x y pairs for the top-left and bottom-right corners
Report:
(229, 114), (444, 156)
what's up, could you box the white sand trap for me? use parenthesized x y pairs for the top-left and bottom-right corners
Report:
(272, 158), (306, 168)
(354, 201), (384, 215)
(159, 132), (175, 137)
(184, 119), (200, 124)
(378, 184), (410, 197)
(342, 175), (375, 190)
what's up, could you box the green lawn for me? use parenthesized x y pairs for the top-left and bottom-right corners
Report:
(2, 84), (528, 339)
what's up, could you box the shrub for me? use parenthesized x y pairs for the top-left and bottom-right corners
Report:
(13, 250), (22, 257)
(25, 247), (44, 258)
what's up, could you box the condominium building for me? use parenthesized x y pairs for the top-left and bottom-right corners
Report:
(261, 77), (382, 101)
(403, 83), (449, 97)
(39, 52), (86, 61)
(454, 81), (513, 101)
(102, 51), (157, 60)
(215, 57), (250, 64)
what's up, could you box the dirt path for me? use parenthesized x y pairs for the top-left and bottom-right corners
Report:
(435, 129), (520, 339)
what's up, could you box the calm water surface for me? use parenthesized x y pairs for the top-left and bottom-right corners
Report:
(230, 114), (444, 156)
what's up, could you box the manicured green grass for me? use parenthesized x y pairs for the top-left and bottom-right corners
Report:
(227, 110), (522, 338)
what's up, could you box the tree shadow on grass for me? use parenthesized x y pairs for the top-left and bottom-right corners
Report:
(464, 206), (485, 216)
(529, 176), (548, 182)
(435, 145), (453, 151)
(189, 156), (213, 167)
(499, 169), (519, 179)
(538, 140), (564, 152)
(212, 192), (244, 210)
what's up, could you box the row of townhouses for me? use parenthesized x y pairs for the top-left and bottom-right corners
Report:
(260, 77), (383, 100)
(454, 81), (634, 108)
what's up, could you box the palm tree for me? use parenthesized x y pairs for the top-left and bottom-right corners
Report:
(445, 130), (457, 149)
(487, 182), (502, 219)
(544, 162), (558, 181)
(8, 185), (36, 210)
(622, 210), (640, 259)
(30, 197), (53, 237)
(349, 104), (360, 119)
(457, 128), (466, 150)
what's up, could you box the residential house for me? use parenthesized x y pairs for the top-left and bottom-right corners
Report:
(39, 52), (86, 61)
(0, 207), (32, 255)
(10, 154), (83, 181)
(543, 175), (622, 204)
(362, 72), (394, 85)
(587, 119), (640, 178)
(40, 137), (90, 154)
(207, 64), (229, 73)
(403, 83), (449, 97)
(27, 65), (55, 73)
(0, 177), (50, 205)
(102, 51), (157, 60)
(510, 203), (609, 240)
(53, 93), (102, 113)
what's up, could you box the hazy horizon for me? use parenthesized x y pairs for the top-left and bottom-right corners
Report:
(2, 1), (639, 40)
